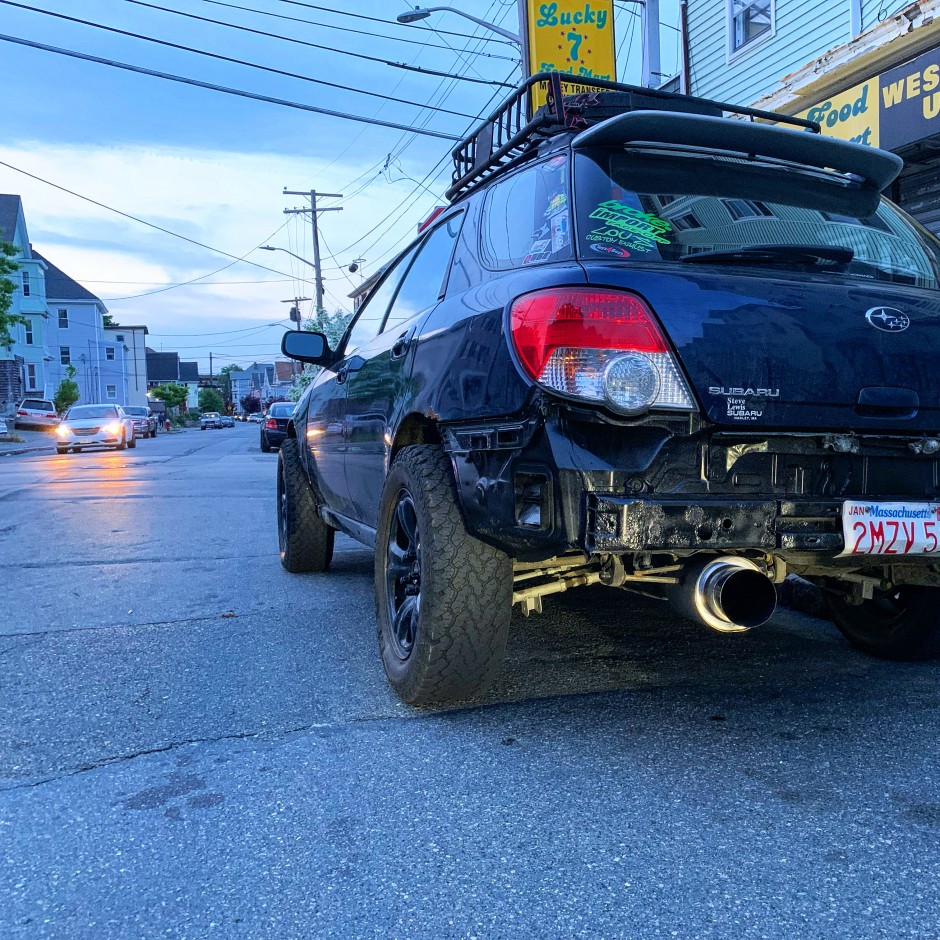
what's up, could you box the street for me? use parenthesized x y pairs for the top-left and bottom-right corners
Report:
(2, 426), (940, 939)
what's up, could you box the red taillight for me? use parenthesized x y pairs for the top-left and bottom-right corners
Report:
(16, 410), (27, 415)
(510, 288), (667, 379)
(45, 413), (57, 418)
(265, 418), (278, 430)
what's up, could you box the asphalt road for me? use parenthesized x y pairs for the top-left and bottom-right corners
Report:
(2, 427), (940, 939)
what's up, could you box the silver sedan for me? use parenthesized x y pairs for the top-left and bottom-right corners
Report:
(55, 404), (137, 454)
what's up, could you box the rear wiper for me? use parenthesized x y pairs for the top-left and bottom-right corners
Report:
(679, 244), (855, 265)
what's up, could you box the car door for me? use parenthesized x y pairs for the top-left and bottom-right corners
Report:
(343, 211), (465, 527)
(308, 246), (420, 519)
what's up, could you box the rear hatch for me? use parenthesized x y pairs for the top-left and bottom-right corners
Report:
(583, 265), (940, 430)
(573, 144), (940, 431)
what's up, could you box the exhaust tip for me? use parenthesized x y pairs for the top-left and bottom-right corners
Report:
(669, 556), (778, 633)
(716, 568), (777, 629)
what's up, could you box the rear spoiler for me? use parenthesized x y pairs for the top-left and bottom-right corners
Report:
(572, 111), (903, 192)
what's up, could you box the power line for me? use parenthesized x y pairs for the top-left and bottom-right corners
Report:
(148, 321), (289, 337)
(197, 0), (518, 60)
(0, 1), (480, 120)
(117, 0), (513, 87)
(0, 33), (463, 140)
(0, 157), (300, 277)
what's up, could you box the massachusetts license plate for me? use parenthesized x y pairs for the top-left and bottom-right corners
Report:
(840, 501), (940, 556)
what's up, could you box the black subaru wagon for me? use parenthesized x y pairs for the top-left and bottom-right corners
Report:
(279, 74), (940, 704)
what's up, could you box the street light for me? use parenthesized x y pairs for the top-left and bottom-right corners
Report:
(260, 245), (315, 269)
(396, 6), (520, 44)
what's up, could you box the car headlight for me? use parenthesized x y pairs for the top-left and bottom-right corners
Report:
(56, 424), (70, 437)
(104, 422), (122, 434)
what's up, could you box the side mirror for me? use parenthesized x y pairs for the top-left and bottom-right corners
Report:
(282, 330), (332, 364)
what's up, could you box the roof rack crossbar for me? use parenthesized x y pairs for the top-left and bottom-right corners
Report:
(446, 72), (823, 202)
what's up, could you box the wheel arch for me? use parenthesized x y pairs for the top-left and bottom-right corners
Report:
(390, 413), (442, 464)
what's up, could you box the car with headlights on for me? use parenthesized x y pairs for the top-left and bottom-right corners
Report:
(55, 404), (136, 453)
(122, 405), (158, 438)
(200, 411), (223, 430)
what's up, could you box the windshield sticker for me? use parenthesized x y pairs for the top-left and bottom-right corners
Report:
(550, 213), (569, 252)
(545, 192), (567, 217)
(587, 200), (672, 252)
(591, 243), (630, 258)
(547, 155), (566, 169)
(523, 238), (552, 264)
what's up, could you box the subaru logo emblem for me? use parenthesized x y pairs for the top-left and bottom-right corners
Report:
(865, 307), (910, 332)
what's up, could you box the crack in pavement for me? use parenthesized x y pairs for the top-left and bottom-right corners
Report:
(0, 611), (252, 641)
(0, 713), (414, 793)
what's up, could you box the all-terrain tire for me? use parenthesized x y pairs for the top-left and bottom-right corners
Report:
(277, 438), (333, 573)
(827, 584), (940, 660)
(374, 445), (512, 705)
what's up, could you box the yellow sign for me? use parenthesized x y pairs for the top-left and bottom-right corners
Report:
(796, 79), (879, 147)
(523, 1), (617, 110)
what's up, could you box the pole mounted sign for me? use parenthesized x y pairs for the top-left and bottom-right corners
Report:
(520, 1), (617, 109)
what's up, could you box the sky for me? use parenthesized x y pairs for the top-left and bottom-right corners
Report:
(0, 0), (681, 371)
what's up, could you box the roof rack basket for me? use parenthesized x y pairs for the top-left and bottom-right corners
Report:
(445, 72), (821, 202)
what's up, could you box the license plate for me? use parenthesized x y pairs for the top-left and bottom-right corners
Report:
(840, 501), (940, 556)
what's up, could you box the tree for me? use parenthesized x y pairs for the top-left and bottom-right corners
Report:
(150, 383), (189, 411)
(102, 313), (119, 327)
(218, 363), (241, 403)
(198, 386), (225, 413)
(53, 364), (80, 414)
(0, 242), (25, 349)
(240, 395), (261, 414)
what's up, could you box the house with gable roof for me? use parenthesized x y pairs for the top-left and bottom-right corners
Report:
(0, 195), (50, 414)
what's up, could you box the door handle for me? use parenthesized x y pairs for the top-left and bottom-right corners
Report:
(390, 328), (415, 360)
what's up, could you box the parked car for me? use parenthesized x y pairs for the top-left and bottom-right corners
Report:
(14, 398), (60, 430)
(55, 403), (136, 453)
(220, 414), (235, 428)
(247, 413), (262, 423)
(260, 402), (294, 452)
(279, 75), (940, 703)
(122, 405), (158, 438)
(200, 411), (223, 430)
(0, 418), (8, 437)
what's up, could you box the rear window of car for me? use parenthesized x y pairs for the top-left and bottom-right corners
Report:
(268, 403), (294, 417)
(124, 407), (148, 416)
(574, 148), (940, 287)
(22, 399), (55, 411)
(66, 406), (118, 419)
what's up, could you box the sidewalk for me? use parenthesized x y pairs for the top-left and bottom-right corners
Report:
(0, 427), (56, 458)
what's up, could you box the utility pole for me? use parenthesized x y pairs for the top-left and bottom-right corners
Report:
(283, 189), (342, 316)
(209, 352), (213, 383)
(281, 296), (311, 377)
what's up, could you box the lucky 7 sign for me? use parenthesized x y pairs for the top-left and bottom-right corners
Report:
(522, 1), (617, 110)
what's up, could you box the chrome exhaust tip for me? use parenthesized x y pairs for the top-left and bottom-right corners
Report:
(670, 556), (777, 633)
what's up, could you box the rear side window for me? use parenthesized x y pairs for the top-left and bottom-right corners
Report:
(383, 213), (463, 334)
(480, 155), (571, 269)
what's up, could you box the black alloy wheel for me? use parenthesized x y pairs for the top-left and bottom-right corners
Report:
(385, 491), (422, 661)
(374, 446), (512, 705)
(827, 583), (940, 660)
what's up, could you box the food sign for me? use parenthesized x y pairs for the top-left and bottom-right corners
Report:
(522, 1), (617, 110)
